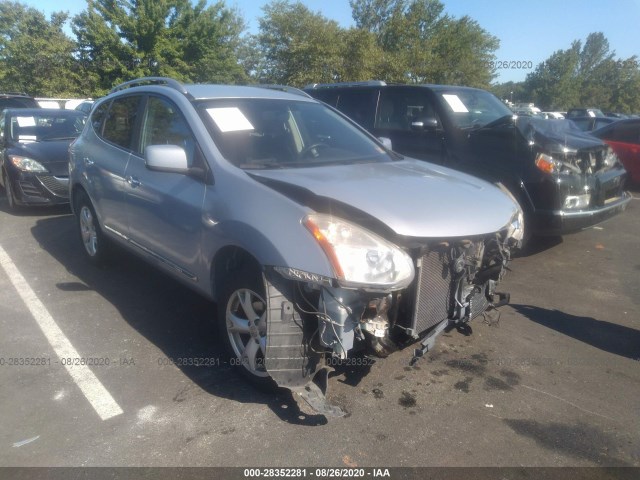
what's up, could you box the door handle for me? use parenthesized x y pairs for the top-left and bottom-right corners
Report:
(126, 176), (141, 188)
(83, 157), (94, 167)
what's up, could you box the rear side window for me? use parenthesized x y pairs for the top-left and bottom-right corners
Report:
(309, 90), (339, 107)
(335, 89), (378, 129)
(102, 96), (141, 150)
(91, 101), (110, 134)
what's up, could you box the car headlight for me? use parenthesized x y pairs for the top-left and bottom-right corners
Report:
(9, 155), (48, 173)
(495, 183), (524, 244)
(304, 214), (415, 290)
(506, 209), (524, 243)
(603, 147), (619, 168)
(535, 152), (580, 174)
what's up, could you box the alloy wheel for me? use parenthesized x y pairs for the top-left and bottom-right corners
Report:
(225, 288), (268, 377)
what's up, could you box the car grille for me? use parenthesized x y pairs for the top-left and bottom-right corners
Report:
(36, 175), (69, 197)
(411, 249), (453, 334)
(577, 147), (606, 173)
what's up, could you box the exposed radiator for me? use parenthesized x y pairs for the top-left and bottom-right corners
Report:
(411, 250), (453, 335)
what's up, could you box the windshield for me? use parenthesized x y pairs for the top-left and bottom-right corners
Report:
(436, 89), (513, 129)
(198, 99), (391, 169)
(9, 111), (86, 143)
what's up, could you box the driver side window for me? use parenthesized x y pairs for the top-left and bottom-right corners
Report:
(375, 90), (438, 131)
(141, 96), (197, 166)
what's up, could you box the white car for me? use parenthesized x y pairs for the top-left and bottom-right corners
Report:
(541, 111), (565, 119)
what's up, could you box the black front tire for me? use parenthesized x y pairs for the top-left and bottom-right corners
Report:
(3, 171), (20, 212)
(217, 268), (277, 391)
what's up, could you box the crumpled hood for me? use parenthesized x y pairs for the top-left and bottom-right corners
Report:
(516, 117), (606, 152)
(249, 159), (519, 238)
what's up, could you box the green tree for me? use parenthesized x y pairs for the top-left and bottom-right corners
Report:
(254, 1), (345, 86)
(349, 0), (499, 87)
(0, 1), (81, 96)
(426, 15), (499, 86)
(337, 28), (386, 82)
(524, 42), (581, 110)
(523, 32), (640, 113)
(490, 81), (526, 104)
(611, 57), (640, 113)
(350, 0), (405, 35)
(72, 0), (246, 95)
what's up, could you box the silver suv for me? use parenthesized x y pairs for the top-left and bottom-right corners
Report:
(69, 77), (523, 416)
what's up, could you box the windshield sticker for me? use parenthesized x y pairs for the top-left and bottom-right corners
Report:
(16, 116), (36, 127)
(207, 107), (254, 132)
(442, 94), (469, 113)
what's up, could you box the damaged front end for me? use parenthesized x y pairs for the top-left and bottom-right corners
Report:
(519, 118), (631, 234)
(263, 212), (522, 417)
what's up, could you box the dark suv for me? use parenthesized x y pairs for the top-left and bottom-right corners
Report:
(306, 82), (631, 238)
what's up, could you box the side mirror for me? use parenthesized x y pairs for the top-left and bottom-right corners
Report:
(145, 144), (189, 173)
(378, 137), (393, 150)
(411, 117), (439, 132)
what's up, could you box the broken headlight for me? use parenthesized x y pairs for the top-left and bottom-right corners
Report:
(603, 147), (619, 168)
(304, 214), (414, 290)
(535, 152), (581, 175)
(506, 209), (524, 243)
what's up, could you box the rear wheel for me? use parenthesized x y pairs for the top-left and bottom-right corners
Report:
(217, 269), (277, 391)
(75, 190), (110, 265)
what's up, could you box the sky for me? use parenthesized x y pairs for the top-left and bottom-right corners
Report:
(22, 0), (640, 84)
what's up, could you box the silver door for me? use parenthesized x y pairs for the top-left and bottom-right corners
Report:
(124, 95), (206, 283)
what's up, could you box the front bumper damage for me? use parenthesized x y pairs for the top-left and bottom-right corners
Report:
(264, 230), (517, 417)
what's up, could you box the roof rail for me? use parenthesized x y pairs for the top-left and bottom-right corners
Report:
(253, 84), (312, 98)
(110, 77), (189, 95)
(304, 80), (387, 90)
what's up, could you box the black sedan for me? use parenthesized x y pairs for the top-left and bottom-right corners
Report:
(0, 108), (86, 210)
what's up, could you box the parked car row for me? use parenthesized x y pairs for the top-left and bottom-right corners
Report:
(0, 78), (633, 418)
(305, 81), (631, 238)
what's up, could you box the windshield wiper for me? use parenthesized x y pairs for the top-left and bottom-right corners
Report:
(239, 160), (285, 169)
(42, 136), (77, 141)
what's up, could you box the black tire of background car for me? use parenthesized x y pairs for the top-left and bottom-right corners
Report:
(217, 269), (279, 392)
(75, 190), (111, 266)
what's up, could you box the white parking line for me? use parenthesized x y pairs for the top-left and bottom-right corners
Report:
(0, 245), (123, 420)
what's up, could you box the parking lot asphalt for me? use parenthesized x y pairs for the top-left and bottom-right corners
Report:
(0, 188), (638, 468)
